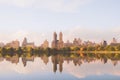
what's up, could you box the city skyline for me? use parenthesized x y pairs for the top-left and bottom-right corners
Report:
(0, 32), (119, 48)
(0, 1), (120, 80)
(0, 0), (120, 45)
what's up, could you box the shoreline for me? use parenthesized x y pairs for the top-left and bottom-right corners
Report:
(70, 51), (120, 54)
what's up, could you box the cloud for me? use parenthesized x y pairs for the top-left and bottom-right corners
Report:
(63, 26), (120, 43)
(0, 0), (34, 7)
(34, 0), (92, 12)
(0, 0), (93, 12)
(0, 30), (29, 45)
(63, 60), (120, 79)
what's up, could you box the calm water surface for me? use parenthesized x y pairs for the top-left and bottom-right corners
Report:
(0, 53), (120, 80)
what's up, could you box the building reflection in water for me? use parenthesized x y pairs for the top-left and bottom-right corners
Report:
(5, 55), (19, 64)
(22, 56), (34, 67)
(51, 54), (64, 73)
(0, 53), (120, 73)
(41, 55), (49, 65)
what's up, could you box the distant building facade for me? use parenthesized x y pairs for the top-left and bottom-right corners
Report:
(102, 40), (108, 47)
(64, 38), (83, 47)
(73, 38), (82, 46)
(6, 40), (20, 48)
(58, 32), (64, 49)
(82, 40), (96, 47)
(110, 37), (120, 46)
(41, 40), (49, 49)
(0, 42), (5, 48)
(111, 37), (117, 43)
(51, 32), (64, 49)
(22, 37), (35, 48)
(64, 40), (73, 47)
(52, 32), (57, 48)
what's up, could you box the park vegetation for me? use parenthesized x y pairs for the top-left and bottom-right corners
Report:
(0, 45), (120, 57)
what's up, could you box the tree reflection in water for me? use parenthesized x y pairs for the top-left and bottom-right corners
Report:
(0, 52), (120, 73)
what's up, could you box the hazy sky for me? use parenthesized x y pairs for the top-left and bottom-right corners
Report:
(0, 0), (120, 45)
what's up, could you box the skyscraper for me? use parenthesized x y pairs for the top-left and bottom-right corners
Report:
(58, 32), (64, 49)
(54, 32), (57, 42)
(52, 32), (57, 48)
(59, 32), (63, 42)
(51, 32), (64, 49)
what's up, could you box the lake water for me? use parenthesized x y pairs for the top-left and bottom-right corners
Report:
(0, 53), (120, 80)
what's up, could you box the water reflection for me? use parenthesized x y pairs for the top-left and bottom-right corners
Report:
(22, 56), (34, 67)
(51, 54), (63, 73)
(0, 53), (120, 73)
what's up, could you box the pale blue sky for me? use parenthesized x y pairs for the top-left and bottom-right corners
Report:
(0, 0), (120, 45)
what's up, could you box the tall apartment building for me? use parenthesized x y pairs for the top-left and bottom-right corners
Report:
(51, 32), (64, 49)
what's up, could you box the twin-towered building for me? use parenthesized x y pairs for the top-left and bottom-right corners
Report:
(0, 32), (64, 49)
(1, 32), (119, 49)
(51, 32), (64, 49)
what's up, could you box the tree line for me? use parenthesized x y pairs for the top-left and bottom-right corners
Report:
(0, 45), (120, 57)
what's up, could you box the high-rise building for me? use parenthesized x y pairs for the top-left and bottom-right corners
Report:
(58, 32), (64, 49)
(41, 40), (49, 49)
(102, 40), (107, 47)
(78, 38), (82, 45)
(110, 37), (120, 46)
(22, 37), (27, 47)
(59, 32), (63, 42)
(73, 38), (78, 45)
(64, 40), (73, 47)
(51, 32), (64, 49)
(54, 32), (57, 42)
(6, 40), (20, 48)
(52, 32), (57, 48)
(11, 40), (20, 48)
(22, 37), (35, 48)
(111, 37), (117, 43)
